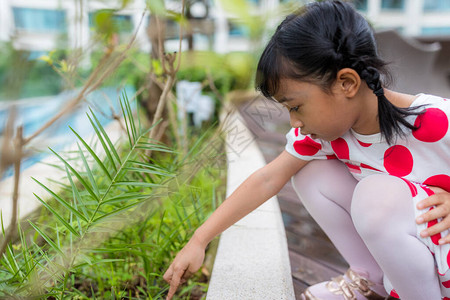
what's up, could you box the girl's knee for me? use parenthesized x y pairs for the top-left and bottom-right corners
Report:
(351, 174), (409, 237)
(292, 160), (357, 212)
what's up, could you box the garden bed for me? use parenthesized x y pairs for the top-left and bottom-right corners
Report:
(0, 96), (226, 299)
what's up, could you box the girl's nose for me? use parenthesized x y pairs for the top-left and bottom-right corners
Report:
(290, 114), (303, 129)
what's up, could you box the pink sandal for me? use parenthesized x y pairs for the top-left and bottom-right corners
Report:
(301, 269), (398, 300)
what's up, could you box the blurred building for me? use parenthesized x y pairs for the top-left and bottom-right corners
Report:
(1, 0), (450, 56)
(355, 0), (450, 36)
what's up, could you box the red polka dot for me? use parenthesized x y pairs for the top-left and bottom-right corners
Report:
(443, 298), (450, 300)
(400, 178), (418, 197)
(345, 162), (361, 174)
(331, 138), (350, 160)
(442, 280), (450, 288)
(413, 108), (448, 142)
(360, 163), (381, 172)
(383, 145), (414, 177)
(293, 136), (322, 156)
(447, 250), (450, 269)
(294, 128), (299, 137)
(326, 154), (338, 160)
(390, 290), (400, 298)
(424, 175), (450, 193)
(427, 207), (441, 245)
(357, 140), (372, 147)
(421, 185), (435, 196)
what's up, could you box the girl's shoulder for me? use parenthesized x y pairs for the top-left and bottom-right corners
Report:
(411, 93), (450, 108)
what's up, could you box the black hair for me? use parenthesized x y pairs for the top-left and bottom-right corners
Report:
(255, 0), (423, 144)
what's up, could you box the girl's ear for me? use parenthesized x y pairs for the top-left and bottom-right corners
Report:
(335, 68), (361, 97)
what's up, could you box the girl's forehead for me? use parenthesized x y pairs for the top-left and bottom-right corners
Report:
(277, 79), (310, 95)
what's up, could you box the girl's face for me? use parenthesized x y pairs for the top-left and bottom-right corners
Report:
(274, 78), (362, 141)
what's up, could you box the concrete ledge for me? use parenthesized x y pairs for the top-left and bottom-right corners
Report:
(206, 106), (295, 299)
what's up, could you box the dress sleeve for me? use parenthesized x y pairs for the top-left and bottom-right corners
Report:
(285, 128), (335, 161)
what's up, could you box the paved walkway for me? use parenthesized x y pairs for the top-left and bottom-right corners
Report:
(237, 96), (348, 298)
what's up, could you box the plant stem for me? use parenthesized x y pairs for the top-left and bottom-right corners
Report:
(0, 126), (23, 256)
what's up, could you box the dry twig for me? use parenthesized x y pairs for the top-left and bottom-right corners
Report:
(0, 126), (23, 255)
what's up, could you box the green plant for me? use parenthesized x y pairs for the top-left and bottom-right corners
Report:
(0, 93), (225, 299)
(0, 42), (65, 100)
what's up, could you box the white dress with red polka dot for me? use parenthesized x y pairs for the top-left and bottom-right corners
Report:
(285, 93), (450, 297)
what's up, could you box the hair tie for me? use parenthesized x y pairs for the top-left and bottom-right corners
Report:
(373, 87), (384, 97)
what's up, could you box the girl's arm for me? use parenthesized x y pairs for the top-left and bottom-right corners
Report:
(416, 187), (450, 244)
(163, 150), (308, 299)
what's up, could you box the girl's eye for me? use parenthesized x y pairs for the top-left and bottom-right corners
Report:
(289, 106), (299, 112)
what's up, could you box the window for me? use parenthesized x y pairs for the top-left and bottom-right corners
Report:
(422, 26), (450, 35)
(381, 0), (405, 10)
(28, 51), (47, 61)
(13, 7), (66, 33)
(353, 0), (368, 11)
(228, 21), (249, 37)
(89, 11), (133, 33)
(113, 15), (133, 33)
(424, 0), (450, 11)
(165, 19), (180, 39)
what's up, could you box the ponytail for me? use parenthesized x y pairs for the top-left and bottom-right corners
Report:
(360, 67), (424, 144)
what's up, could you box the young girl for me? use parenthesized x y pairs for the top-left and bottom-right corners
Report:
(164, 1), (450, 299)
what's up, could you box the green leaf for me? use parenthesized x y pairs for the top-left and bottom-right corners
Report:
(88, 108), (121, 169)
(34, 194), (80, 237)
(92, 202), (140, 224)
(65, 166), (90, 224)
(32, 177), (88, 223)
(123, 166), (172, 177)
(146, 0), (166, 15)
(112, 181), (160, 188)
(119, 98), (134, 148)
(48, 148), (99, 202)
(28, 221), (64, 256)
(102, 193), (150, 204)
(122, 92), (138, 143)
(76, 142), (100, 197)
(71, 127), (113, 182)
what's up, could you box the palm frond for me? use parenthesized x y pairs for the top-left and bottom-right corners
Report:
(71, 128), (113, 182)
(48, 148), (100, 202)
(88, 109), (121, 170)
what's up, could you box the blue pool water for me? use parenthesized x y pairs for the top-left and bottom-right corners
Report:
(0, 86), (135, 178)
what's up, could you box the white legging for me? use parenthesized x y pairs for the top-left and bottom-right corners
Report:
(292, 159), (441, 299)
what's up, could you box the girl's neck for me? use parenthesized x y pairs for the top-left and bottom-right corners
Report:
(384, 89), (417, 108)
(351, 89), (416, 136)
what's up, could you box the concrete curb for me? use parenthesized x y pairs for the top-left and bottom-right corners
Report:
(206, 105), (295, 299)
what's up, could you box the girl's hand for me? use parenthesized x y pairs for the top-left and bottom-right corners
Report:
(416, 187), (450, 245)
(163, 234), (206, 300)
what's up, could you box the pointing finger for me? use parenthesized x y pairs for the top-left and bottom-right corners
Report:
(167, 268), (186, 300)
